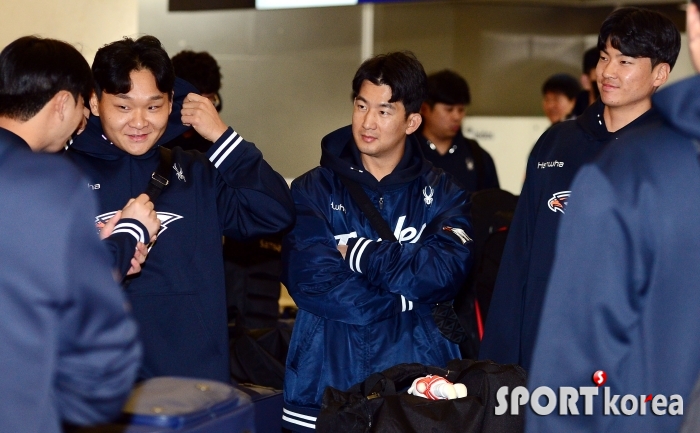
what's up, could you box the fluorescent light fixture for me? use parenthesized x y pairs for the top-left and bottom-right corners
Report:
(256, 0), (356, 9)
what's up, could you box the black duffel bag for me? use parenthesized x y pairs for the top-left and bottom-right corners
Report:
(316, 358), (526, 433)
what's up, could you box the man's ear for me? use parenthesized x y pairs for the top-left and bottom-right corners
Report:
(405, 112), (422, 135)
(53, 91), (72, 122)
(169, 91), (174, 115)
(652, 63), (671, 88)
(89, 92), (100, 117)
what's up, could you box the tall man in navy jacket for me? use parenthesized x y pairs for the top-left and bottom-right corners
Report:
(280, 52), (473, 432)
(66, 36), (295, 383)
(0, 36), (142, 433)
(479, 7), (680, 371)
(526, 3), (700, 431)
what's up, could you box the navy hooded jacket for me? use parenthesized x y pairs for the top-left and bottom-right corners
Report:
(0, 128), (141, 432)
(526, 74), (700, 433)
(479, 100), (658, 370)
(280, 126), (472, 432)
(65, 79), (294, 383)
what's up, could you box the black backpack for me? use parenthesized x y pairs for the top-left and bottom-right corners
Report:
(317, 358), (526, 433)
(455, 188), (518, 358)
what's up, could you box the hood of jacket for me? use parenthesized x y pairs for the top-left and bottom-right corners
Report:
(69, 77), (198, 160)
(319, 125), (432, 190)
(653, 74), (700, 139)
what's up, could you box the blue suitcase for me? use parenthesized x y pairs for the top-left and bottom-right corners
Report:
(69, 377), (256, 433)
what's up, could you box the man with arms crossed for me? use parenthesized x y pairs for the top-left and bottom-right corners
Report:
(281, 52), (473, 431)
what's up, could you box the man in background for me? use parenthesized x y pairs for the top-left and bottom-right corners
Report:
(0, 36), (142, 433)
(417, 69), (499, 194)
(573, 46), (601, 116)
(540, 73), (581, 123)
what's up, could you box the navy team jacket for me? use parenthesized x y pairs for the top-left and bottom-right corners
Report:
(479, 100), (658, 371)
(527, 74), (700, 433)
(280, 126), (473, 431)
(65, 79), (294, 383)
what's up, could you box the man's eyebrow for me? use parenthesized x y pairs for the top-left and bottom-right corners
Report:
(379, 102), (395, 110)
(115, 94), (165, 101)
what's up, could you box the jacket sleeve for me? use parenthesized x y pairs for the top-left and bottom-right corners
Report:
(207, 127), (295, 239)
(341, 182), (474, 305)
(478, 139), (539, 365)
(281, 180), (404, 326)
(56, 187), (142, 425)
(526, 164), (642, 433)
(102, 218), (148, 280)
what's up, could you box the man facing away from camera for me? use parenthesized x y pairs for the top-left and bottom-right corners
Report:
(0, 36), (143, 433)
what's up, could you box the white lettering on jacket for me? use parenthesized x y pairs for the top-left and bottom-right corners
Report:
(334, 215), (426, 245)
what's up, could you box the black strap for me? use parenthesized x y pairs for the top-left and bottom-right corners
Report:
(144, 147), (173, 202)
(339, 176), (397, 242)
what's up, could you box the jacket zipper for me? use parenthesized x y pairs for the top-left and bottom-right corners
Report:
(379, 196), (384, 210)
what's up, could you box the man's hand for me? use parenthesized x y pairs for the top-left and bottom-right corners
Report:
(181, 93), (228, 142)
(126, 242), (149, 276)
(338, 244), (348, 259)
(121, 194), (160, 241)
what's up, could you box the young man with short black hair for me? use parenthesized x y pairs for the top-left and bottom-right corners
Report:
(281, 52), (474, 432)
(66, 35), (295, 383)
(527, 3), (700, 431)
(417, 69), (499, 194)
(480, 7), (680, 372)
(0, 36), (142, 433)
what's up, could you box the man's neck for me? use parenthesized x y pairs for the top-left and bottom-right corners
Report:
(422, 129), (452, 156)
(360, 148), (404, 182)
(603, 99), (652, 133)
(0, 117), (40, 150)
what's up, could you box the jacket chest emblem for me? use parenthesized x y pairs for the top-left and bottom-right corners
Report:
(173, 163), (186, 182)
(423, 186), (434, 206)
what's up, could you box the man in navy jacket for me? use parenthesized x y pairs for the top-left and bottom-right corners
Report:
(281, 52), (473, 432)
(0, 36), (142, 433)
(66, 36), (294, 383)
(526, 4), (700, 431)
(480, 8), (680, 371)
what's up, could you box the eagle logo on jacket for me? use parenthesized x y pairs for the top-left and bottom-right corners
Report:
(547, 191), (571, 213)
(95, 211), (183, 237)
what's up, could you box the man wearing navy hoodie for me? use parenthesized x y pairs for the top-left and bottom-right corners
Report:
(66, 36), (295, 383)
(280, 52), (473, 432)
(0, 36), (142, 433)
(526, 3), (700, 432)
(480, 7), (680, 371)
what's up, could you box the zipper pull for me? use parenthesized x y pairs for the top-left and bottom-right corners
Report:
(379, 196), (384, 210)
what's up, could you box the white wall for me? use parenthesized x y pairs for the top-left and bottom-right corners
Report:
(0, 0), (138, 62)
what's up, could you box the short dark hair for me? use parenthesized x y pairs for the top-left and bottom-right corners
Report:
(597, 7), (680, 70)
(424, 69), (470, 107)
(582, 47), (600, 74)
(542, 73), (581, 100)
(0, 36), (92, 121)
(171, 50), (221, 95)
(92, 35), (175, 100)
(352, 51), (427, 116)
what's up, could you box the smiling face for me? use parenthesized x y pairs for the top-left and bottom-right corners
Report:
(541, 92), (576, 124)
(90, 68), (172, 155)
(596, 39), (668, 112)
(351, 80), (421, 178)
